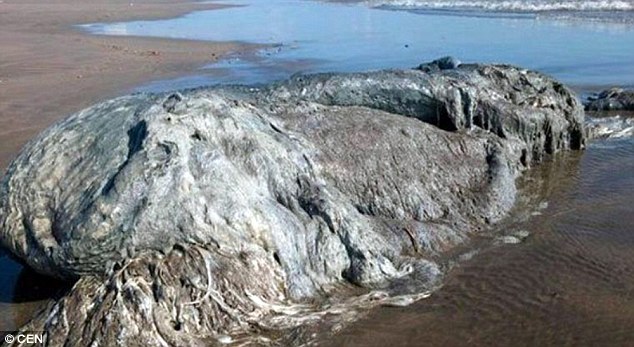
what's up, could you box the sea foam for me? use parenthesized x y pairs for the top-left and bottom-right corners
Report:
(367, 0), (634, 17)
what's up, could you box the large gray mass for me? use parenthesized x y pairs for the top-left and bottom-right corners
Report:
(0, 62), (585, 346)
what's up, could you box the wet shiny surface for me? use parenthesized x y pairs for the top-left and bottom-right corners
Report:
(83, 0), (634, 90)
(0, 250), (68, 332)
(3, 0), (634, 338)
(325, 135), (634, 346)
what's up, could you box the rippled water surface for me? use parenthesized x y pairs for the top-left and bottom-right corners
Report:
(325, 133), (634, 346)
(369, 0), (634, 23)
(2, 0), (634, 343)
(81, 0), (634, 90)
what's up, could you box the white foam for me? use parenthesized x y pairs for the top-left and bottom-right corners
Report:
(368, 0), (634, 13)
(587, 115), (634, 139)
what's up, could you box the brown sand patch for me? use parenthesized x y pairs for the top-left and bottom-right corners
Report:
(0, 0), (258, 171)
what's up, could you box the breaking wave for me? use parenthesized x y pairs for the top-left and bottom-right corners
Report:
(586, 114), (634, 140)
(366, 0), (634, 23)
(367, 0), (634, 12)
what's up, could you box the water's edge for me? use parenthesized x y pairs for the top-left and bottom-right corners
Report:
(2, 0), (634, 343)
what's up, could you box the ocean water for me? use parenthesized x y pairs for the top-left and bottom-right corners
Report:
(80, 0), (634, 92)
(326, 132), (634, 346)
(368, 0), (634, 23)
(2, 0), (634, 343)
(370, 0), (634, 10)
(79, 3), (634, 344)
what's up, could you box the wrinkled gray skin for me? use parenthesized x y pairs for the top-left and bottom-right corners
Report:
(0, 62), (585, 346)
(585, 87), (634, 111)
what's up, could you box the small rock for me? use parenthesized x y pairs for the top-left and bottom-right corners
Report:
(585, 87), (634, 111)
(417, 56), (461, 72)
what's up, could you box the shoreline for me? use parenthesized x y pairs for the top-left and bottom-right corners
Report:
(2, 0), (634, 343)
(0, 0), (261, 172)
(0, 61), (589, 346)
(0, 0), (260, 332)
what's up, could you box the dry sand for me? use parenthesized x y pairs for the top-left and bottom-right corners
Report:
(0, 0), (258, 332)
(0, 0), (258, 171)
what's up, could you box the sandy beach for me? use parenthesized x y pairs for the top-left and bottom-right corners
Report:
(2, 0), (634, 344)
(0, 0), (259, 332)
(0, 0), (256, 172)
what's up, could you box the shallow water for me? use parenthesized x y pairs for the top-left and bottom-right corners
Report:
(0, 249), (68, 333)
(81, 0), (634, 91)
(325, 134), (634, 346)
(2, 0), (634, 342)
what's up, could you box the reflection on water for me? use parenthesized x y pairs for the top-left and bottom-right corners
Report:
(325, 130), (634, 346)
(3, 0), (633, 339)
(80, 0), (634, 90)
(0, 250), (69, 332)
(6, 132), (632, 342)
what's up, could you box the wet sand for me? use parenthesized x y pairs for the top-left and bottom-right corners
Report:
(0, 0), (259, 172)
(324, 136), (634, 346)
(0, 0), (259, 332)
(3, 0), (634, 343)
(0, 249), (69, 334)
